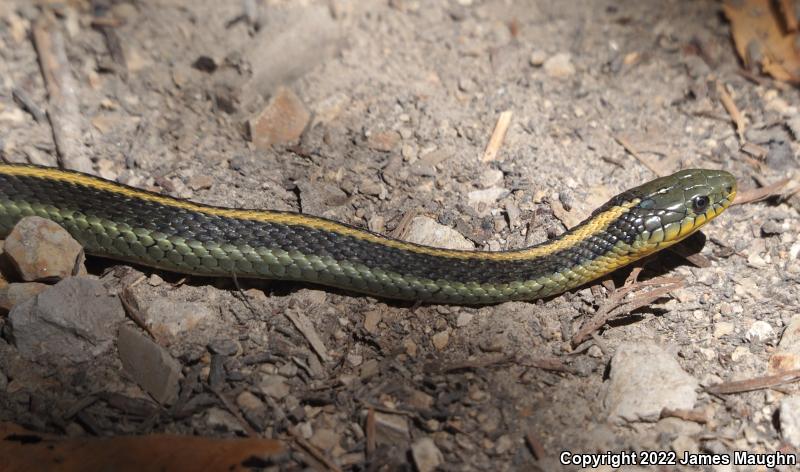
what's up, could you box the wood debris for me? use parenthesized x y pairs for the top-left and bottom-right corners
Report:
(481, 110), (513, 162)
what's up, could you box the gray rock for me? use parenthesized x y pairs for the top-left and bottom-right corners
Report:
(374, 411), (410, 446)
(604, 343), (698, 423)
(9, 277), (125, 364)
(4, 216), (84, 282)
(258, 373), (290, 399)
(411, 437), (443, 472)
(780, 396), (800, 448)
(117, 325), (182, 405)
(142, 298), (215, 338)
(208, 338), (239, 356)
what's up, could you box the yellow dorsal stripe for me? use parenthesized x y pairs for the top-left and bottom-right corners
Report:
(0, 164), (636, 261)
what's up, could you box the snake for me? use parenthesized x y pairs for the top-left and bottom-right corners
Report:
(0, 164), (736, 304)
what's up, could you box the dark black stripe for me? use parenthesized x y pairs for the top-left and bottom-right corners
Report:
(0, 173), (644, 285)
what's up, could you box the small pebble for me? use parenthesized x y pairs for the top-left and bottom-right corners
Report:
(713, 322), (735, 338)
(456, 312), (474, 327)
(411, 437), (443, 472)
(746, 320), (774, 343)
(432, 331), (450, 350)
(529, 50), (547, 66)
(543, 52), (575, 78)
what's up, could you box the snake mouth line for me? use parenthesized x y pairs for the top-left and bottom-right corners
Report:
(0, 164), (736, 304)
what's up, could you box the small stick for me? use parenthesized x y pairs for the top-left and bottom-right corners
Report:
(571, 273), (684, 347)
(614, 135), (664, 176)
(734, 178), (794, 205)
(779, 0), (798, 32)
(365, 408), (376, 458)
(525, 431), (546, 460)
(481, 110), (513, 162)
(32, 12), (93, 173)
(118, 287), (161, 343)
(210, 387), (256, 437)
(285, 308), (331, 363)
(12, 88), (47, 123)
(706, 369), (800, 395)
(660, 407), (709, 424)
(715, 81), (745, 142)
(289, 426), (343, 472)
(523, 356), (573, 373)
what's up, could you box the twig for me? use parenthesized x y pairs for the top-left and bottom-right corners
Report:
(734, 178), (795, 205)
(667, 244), (712, 268)
(715, 81), (745, 142)
(288, 426), (342, 472)
(525, 431), (546, 460)
(779, 0), (798, 32)
(660, 407), (709, 424)
(92, 12), (128, 75)
(614, 135), (664, 176)
(231, 272), (259, 320)
(571, 271), (684, 347)
(523, 356), (573, 373)
(12, 88), (47, 123)
(210, 387), (257, 437)
(434, 354), (512, 373)
(118, 287), (161, 343)
(32, 12), (93, 173)
(481, 110), (513, 162)
(284, 308), (331, 363)
(365, 407), (376, 458)
(706, 369), (800, 395)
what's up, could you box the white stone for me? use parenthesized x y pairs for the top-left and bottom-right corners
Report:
(604, 343), (698, 423)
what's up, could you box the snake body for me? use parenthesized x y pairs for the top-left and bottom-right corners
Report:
(0, 165), (735, 304)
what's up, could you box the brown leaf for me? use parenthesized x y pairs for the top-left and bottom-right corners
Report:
(724, 0), (800, 82)
(0, 422), (284, 472)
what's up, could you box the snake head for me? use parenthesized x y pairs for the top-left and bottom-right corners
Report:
(630, 168), (737, 246)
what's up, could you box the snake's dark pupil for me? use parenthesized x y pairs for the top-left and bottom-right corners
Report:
(694, 196), (709, 211)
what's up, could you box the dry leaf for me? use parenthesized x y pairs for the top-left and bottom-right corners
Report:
(0, 422), (284, 472)
(724, 0), (800, 82)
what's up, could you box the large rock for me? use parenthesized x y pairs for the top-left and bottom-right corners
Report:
(4, 216), (85, 282)
(117, 325), (182, 405)
(9, 277), (125, 364)
(604, 343), (698, 423)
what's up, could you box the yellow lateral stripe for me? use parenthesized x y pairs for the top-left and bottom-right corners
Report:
(0, 164), (636, 261)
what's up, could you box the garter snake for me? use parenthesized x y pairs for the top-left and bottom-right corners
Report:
(0, 164), (735, 304)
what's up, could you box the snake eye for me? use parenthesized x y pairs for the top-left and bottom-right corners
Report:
(692, 195), (710, 212)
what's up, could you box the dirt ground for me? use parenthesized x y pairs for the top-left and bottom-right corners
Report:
(1, 0), (800, 470)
